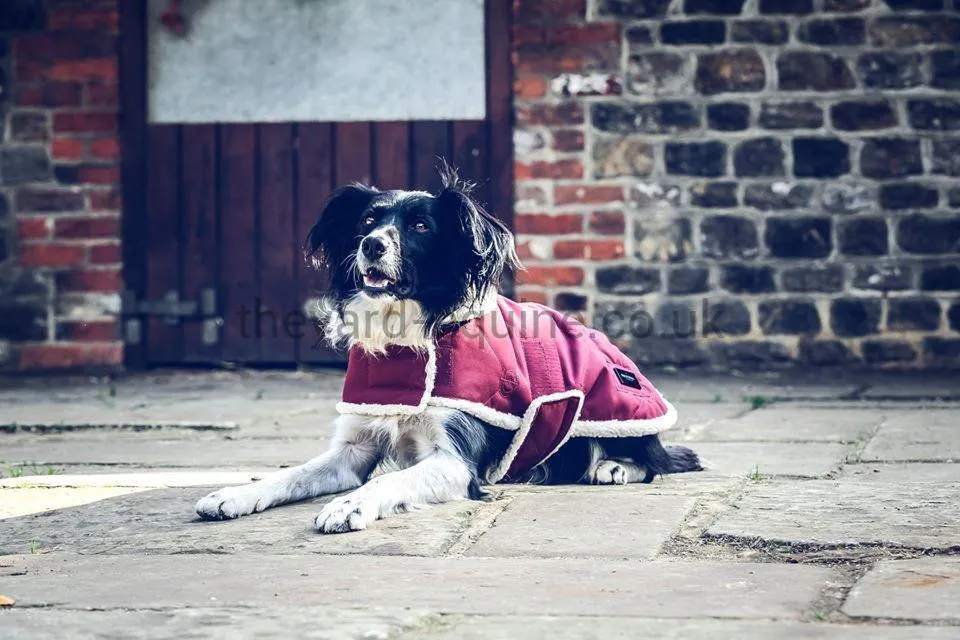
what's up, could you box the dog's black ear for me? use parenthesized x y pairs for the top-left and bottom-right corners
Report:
(435, 163), (521, 296)
(303, 183), (379, 270)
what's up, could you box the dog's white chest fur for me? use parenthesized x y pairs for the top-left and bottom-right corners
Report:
(322, 295), (435, 355)
(338, 409), (455, 470)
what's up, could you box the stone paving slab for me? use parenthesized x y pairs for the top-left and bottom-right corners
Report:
(1, 433), (323, 468)
(238, 410), (341, 438)
(2, 464), (283, 480)
(655, 377), (862, 403)
(860, 377), (960, 400)
(681, 408), (881, 443)
(418, 617), (960, 640)
(0, 373), (345, 435)
(666, 402), (749, 436)
(0, 487), (478, 557)
(2, 429), (222, 444)
(498, 471), (741, 496)
(0, 607), (428, 640)
(843, 558), (960, 622)
(708, 480), (960, 550)
(860, 412), (960, 462)
(0, 370), (346, 400)
(0, 470), (273, 489)
(0, 399), (337, 431)
(0, 415), (338, 445)
(791, 400), (960, 411)
(841, 463), (960, 484)
(466, 493), (695, 559)
(683, 441), (852, 477)
(0, 554), (836, 618)
(1, 414), (242, 432)
(0, 388), (337, 409)
(120, 400), (336, 430)
(0, 486), (148, 521)
(4, 612), (958, 640)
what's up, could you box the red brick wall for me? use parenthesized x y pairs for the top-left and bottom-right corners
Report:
(512, 0), (622, 313)
(0, 0), (123, 371)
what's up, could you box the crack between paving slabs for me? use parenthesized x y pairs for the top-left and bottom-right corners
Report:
(654, 459), (960, 627)
(441, 492), (514, 558)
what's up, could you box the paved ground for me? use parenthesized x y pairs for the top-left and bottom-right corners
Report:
(0, 370), (959, 639)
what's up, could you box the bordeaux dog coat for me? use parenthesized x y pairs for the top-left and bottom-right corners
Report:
(338, 296), (678, 482)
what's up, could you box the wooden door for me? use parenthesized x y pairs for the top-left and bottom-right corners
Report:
(119, 1), (512, 368)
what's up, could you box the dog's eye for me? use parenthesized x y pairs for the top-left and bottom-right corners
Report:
(411, 219), (428, 233)
(362, 216), (376, 227)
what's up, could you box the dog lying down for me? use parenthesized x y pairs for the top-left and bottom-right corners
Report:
(196, 167), (702, 533)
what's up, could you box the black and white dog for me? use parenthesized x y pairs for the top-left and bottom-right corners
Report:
(195, 168), (701, 533)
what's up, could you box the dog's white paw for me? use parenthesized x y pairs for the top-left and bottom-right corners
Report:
(195, 485), (267, 520)
(591, 460), (629, 485)
(315, 493), (376, 534)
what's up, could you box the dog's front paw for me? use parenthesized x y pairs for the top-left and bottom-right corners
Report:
(195, 484), (266, 520)
(591, 460), (629, 485)
(315, 493), (375, 534)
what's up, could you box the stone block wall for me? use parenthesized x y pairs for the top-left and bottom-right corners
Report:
(0, 0), (122, 371)
(512, 0), (960, 369)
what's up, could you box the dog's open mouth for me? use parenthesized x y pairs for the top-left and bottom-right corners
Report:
(362, 268), (396, 290)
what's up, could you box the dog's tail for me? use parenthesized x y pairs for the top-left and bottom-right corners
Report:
(640, 438), (703, 482)
(600, 434), (703, 482)
(663, 445), (703, 474)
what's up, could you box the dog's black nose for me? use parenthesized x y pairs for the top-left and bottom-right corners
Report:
(360, 236), (386, 260)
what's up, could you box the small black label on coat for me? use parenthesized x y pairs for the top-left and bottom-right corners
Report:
(614, 368), (642, 389)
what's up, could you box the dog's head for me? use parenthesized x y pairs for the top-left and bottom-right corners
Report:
(304, 166), (520, 345)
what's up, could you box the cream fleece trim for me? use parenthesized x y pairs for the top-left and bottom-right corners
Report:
(484, 390), (585, 484)
(428, 396), (522, 430)
(570, 396), (678, 437)
(428, 395), (678, 439)
(336, 343), (438, 416)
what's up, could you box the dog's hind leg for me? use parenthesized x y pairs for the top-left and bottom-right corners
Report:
(586, 435), (703, 485)
(195, 416), (381, 521)
(588, 458), (648, 485)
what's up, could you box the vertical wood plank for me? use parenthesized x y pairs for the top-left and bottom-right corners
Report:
(180, 124), (219, 362)
(486, 0), (514, 230)
(411, 121), (451, 192)
(296, 122), (340, 364)
(257, 123), (298, 363)
(452, 120), (490, 208)
(335, 122), (373, 184)
(219, 124), (259, 363)
(144, 124), (183, 364)
(373, 122), (410, 190)
(118, 0), (147, 368)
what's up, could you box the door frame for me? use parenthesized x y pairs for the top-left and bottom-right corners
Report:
(118, 0), (514, 369)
